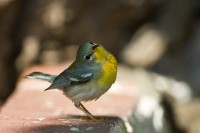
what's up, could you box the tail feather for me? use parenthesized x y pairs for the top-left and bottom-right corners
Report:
(25, 72), (57, 83)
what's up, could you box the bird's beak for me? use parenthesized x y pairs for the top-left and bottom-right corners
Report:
(92, 43), (99, 50)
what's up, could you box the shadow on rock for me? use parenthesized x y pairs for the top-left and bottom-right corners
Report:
(18, 115), (127, 133)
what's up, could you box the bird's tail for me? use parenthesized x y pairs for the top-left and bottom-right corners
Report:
(24, 72), (57, 83)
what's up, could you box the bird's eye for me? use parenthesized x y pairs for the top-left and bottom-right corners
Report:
(84, 53), (93, 60)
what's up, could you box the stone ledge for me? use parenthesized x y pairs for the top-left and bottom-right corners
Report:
(1, 116), (127, 133)
(0, 64), (137, 133)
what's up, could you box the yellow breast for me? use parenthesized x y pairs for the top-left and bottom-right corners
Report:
(94, 46), (117, 85)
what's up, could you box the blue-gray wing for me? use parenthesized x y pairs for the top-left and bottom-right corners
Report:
(45, 69), (93, 90)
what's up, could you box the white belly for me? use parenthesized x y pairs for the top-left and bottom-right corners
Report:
(63, 81), (112, 103)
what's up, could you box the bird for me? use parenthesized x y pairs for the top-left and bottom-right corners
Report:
(25, 42), (117, 121)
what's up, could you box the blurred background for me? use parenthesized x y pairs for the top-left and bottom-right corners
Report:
(0, 0), (200, 132)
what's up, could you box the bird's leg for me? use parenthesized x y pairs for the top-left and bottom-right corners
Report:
(74, 102), (96, 121)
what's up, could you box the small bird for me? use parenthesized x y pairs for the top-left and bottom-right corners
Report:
(25, 42), (117, 121)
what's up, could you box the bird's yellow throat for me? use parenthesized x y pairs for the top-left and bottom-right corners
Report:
(94, 46), (117, 84)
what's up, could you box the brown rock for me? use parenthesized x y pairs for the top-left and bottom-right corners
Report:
(0, 64), (137, 133)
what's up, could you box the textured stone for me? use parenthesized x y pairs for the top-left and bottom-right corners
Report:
(0, 64), (137, 133)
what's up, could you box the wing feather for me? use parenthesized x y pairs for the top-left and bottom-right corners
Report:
(45, 69), (93, 90)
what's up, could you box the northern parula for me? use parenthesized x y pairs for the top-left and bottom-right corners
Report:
(25, 42), (117, 121)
